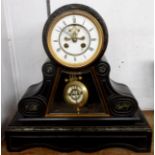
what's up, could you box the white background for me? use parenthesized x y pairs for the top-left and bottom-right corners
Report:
(2, 0), (154, 134)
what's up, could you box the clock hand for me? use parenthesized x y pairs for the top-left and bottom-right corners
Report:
(71, 31), (78, 42)
(64, 37), (72, 41)
(77, 36), (85, 40)
(64, 32), (78, 42)
(64, 27), (83, 42)
(65, 35), (85, 42)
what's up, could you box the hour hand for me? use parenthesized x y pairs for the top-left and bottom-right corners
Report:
(64, 37), (72, 41)
(77, 36), (85, 40)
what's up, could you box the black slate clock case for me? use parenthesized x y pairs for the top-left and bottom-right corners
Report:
(5, 4), (152, 152)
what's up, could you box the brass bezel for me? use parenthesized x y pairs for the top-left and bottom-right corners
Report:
(47, 10), (104, 68)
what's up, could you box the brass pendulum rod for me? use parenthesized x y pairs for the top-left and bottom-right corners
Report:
(77, 107), (80, 115)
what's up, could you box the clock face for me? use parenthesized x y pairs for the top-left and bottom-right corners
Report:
(43, 6), (108, 68)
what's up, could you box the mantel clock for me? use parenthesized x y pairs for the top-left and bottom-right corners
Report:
(5, 4), (152, 152)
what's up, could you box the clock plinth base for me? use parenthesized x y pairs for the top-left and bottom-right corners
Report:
(5, 110), (151, 152)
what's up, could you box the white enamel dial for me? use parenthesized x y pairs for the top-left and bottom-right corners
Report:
(47, 10), (103, 68)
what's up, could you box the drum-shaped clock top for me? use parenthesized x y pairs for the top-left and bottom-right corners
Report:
(43, 5), (108, 68)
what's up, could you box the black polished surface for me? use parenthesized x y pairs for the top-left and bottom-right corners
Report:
(5, 4), (152, 152)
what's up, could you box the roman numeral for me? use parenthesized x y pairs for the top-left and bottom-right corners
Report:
(74, 57), (76, 61)
(63, 21), (67, 26)
(73, 16), (76, 23)
(82, 19), (85, 25)
(88, 47), (94, 51)
(89, 28), (94, 32)
(91, 38), (96, 41)
(56, 27), (62, 32)
(56, 48), (61, 52)
(83, 55), (86, 59)
(64, 54), (67, 59)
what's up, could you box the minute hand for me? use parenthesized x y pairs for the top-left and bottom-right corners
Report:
(76, 36), (85, 40)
